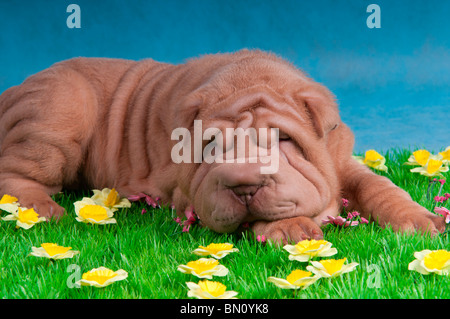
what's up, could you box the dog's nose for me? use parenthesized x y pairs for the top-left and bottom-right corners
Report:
(229, 184), (261, 204)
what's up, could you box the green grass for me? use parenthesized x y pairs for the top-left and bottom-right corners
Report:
(1, 148), (449, 299)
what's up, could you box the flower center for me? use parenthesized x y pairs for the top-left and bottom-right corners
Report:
(295, 239), (328, 255)
(82, 269), (117, 285)
(423, 250), (450, 270)
(104, 188), (120, 207)
(198, 280), (226, 297)
(41, 243), (72, 257)
(0, 194), (18, 204)
(320, 258), (347, 275)
(18, 208), (39, 223)
(200, 243), (233, 254)
(286, 269), (313, 285)
(187, 259), (219, 274)
(426, 159), (443, 174)
(413, 150), (430, 166)
(79, 205), (108, 221)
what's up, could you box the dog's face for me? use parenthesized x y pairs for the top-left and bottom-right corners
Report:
(172, 53), (342, 233)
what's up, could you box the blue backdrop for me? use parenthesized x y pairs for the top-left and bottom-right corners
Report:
(1, 0), (448, 152)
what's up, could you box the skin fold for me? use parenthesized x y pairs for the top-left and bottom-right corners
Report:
(0, 50), (444, 244)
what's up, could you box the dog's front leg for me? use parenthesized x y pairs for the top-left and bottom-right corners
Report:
(340, 159), (445, 235)
(250, 216), (324, 245)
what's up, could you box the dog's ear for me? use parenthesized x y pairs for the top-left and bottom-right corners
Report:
(294, 87), (341, 138)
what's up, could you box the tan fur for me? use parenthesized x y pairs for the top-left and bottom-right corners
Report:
(0, 50), (444, 243)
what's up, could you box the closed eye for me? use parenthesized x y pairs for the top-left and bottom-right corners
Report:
(278, 132), (291, 141)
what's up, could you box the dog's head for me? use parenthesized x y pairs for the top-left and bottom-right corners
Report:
(170, 50), (344, 233)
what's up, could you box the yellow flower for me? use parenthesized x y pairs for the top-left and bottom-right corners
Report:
(410, 159), (449, 177)
(406, 149), (433, 166)
(91, 188), (131, 209)
(74, 197), (117, 224)
(29, 243), (79, 260)
(408, 249), (450, 275)
(0, 194), (20, 214)
(267, 269), (318, 289)
(405, 148), (450, 177)
(306, 258), (359, 278)
(438, 146), (450, 164)
(186, 280), (238, 299)
(192, 243), (239, 259)
(177, 258), (229, 279)
(283, 239), (337, 262)
(1, 207), (46, 229)
(353, 150), (388, 172)
(76, 267), (128, 288)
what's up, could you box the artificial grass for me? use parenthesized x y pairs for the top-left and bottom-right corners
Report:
(0, 147), (449, 299)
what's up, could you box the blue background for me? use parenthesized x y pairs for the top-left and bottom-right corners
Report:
(0, 0), (448, 153)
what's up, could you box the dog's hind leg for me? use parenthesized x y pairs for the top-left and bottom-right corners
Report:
(0, 64), (98, 220)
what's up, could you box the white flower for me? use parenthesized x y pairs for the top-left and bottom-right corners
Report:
(409, 159), (449, 177)
(75, 267), (128, 288)
(74, 197), (117, 224)
(306, 258), (359, 278)
(267, 269), (319, 289)
(186, 280), (238, 299)
(177, 258), (229, 279)
(405, 149), (436, 166)
(91, 188), (131, 209)
(408, 249), (450, 275)
(29, 243), (79, 260)
(283, 239), (337, 262)
(192, 243), (239, 259)
(2, 207), (46, 229)
(0, 194), (20, 214)
(353, 150), (388, 172)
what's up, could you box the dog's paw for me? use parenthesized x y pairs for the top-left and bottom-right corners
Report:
(382, 208), (445, 236)
(17, 193), (65, 221)
(251, 216), (323, 245)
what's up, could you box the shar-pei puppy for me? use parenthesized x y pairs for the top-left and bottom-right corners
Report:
(0, 50), (444, 243)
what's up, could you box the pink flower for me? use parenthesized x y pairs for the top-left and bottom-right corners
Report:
(141, 208), (147, 215)
(445, 193), (450, 200)
(341, 198), (349, 208)
(434, 196), (446, 203)
(360, 217), (369, 224)
(173, 207), (199, 233)
(434, 207), (450, 223)
(322, 215), (360, 228)
(184, 207), (197, 223)
(144, 195), (157, 208)
(438, 179), (446, 186)
(322, 215), (347, 226)
(346, 211), (360, 219)
(256, 235), (266, 243)
(345, 220), (359, 227)
(179, 207), (198, 232)
(127, 193), (160, 208)
(127, 194), (145, 202)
